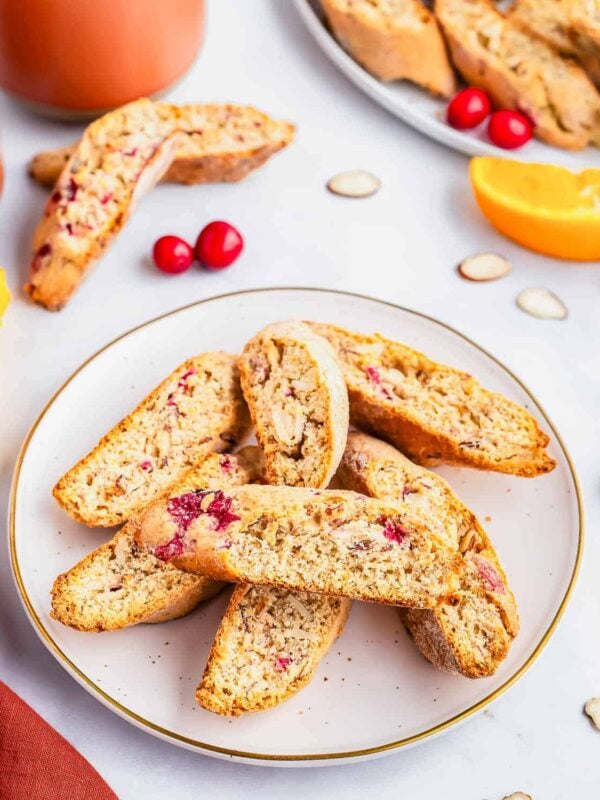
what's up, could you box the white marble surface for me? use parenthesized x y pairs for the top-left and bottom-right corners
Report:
(0, 1), (598, 797)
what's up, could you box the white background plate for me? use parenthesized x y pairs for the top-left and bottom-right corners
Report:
(9, 288), (582, 766)
(293, 0), (600, 168)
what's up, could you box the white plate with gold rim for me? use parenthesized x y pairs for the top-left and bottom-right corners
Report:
(293, 0), (600, 168)
(9, 288), (582, 766)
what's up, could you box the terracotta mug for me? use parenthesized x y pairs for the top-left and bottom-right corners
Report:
(0, 0), (205, 118)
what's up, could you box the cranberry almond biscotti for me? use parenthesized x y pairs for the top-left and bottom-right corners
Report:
(199, 320), (351, 715)
(51, 450), (262, 633)
(435, 0), (600, 150)
(336, 433), (519, 677)
(308, 322), (555, 477)
(320, 0), (456, 97)
(28, 102), (295, 189)
(136, 485), (461, 607)
(53, 352), (251, 528)
(238, 321), (349, 487)
(196, 585), (350, 716)
(26, 99), (295, 309)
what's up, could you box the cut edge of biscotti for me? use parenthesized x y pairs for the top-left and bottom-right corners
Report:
(320, 0), (456, 97)
(307, 321), (556, 478)
(196, 585), (351, 716)
(335, 431), (519, 677)
(53, 351), (251, 528)
(28, 102), (296, 189)
(50, 449), (263, 633)
(238, 320), (349, 488)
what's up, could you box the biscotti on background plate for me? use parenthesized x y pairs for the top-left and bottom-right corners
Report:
(53, 352), (251, 527)
(336, 432), (519, 677)
(320, 0), (456, 97)
(51, 449), (263, 632)
(308, 321), (555, 477)
(25, 99), (295, 309)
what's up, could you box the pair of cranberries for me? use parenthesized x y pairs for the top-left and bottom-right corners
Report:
(153, 220), (243, 275)
(447, 87), (533, 149)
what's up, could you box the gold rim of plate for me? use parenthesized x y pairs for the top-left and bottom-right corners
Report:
(8, 287), (585, 763)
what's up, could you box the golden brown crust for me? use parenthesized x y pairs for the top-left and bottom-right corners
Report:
(196, 586), (351, 716)
(435, 0), (600, 151)
(336, 432), (519, 677)
(53, 352), (250, 528)
(321, 0), (455, 96)
(25, 100), (295, 310)
(308, 321), (555, 477)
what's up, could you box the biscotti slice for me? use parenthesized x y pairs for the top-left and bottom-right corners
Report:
(196, 585), (350, 715)
(320, 0), (455, 96)
(435, 0), (600, 150)
(509, 0), (600, 88)
(238, 321), (349, 487)
(28, 103), (295, 189)
(50, 449), (263, 632)
(25, 100), (295, 309)
(53, 352), (251, 527)
(308, 321), (555, 477)
(336, 433), (519, 677)
(136, 485), (461, 607)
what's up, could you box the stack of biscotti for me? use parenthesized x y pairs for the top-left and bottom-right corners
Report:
(336, 432), (519, 677)
(51, 449), (262, 632)
(50, 352), (252, 631)
(320, 0), (456, 96)
(509, 0), (600, 89)
(435, 0), (600, 150)
(26, 99), (295, 310)
(196, 321), (351, 715)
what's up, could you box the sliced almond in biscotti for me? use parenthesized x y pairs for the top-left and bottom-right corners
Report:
(435, 0), (600, 150)
(321, 0), (456, 97)
(50, 448), (263, 632)
(136, 485), (461, 607)
(25, 99), (295, 310)
(53, 352), (251, 528)
(336, 432), (519, 677)
(307, 321), (555, 477)
(28, 103), (296, 189)
(196, 585), (351, 715)
(238, 321), (349, 487)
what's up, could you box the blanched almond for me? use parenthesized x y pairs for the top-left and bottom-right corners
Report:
(327, 170), (381, 198)
(272, 407), (304, 444)
(502, 794), (532, 800)
(585, 696), (600, 730)
(516, 287), (568, 320)
(458, 253), (511, 281)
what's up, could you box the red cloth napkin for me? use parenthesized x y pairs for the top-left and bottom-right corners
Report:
(0, 682), (117, 800)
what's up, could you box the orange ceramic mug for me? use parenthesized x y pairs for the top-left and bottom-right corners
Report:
(0, 0), (205, 117)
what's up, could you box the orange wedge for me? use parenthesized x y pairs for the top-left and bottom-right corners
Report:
(0, 269), (9, 325)
(470, 157), (600, 261)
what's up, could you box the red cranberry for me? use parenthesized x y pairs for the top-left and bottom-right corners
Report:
(487, 110), (533, 149)
(195, 221), (243, 270)
(152, 235), (194, 275)
(447, 87), (492, 130)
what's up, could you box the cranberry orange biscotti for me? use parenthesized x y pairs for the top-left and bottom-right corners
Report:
(28, 102), (295, 189)
(51, 449), (262, 632)
(238, 321), (349, 487)
(136, 485), (461, 607)
(199, 321), (351, 714)
(53, 352), (251, 528)
(435, 0), (600, 150)
(320, 0), (455, 97)
(25, 99), (295, 309)
(308, 322), (555, 477)
(336, 433), (519, 677)
(196, 585), (350, 716)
